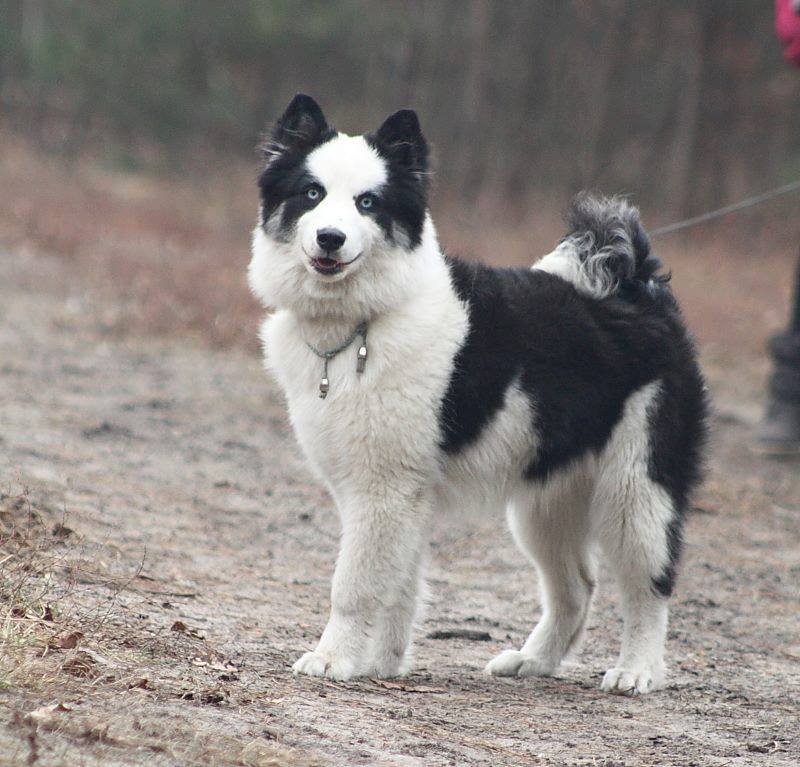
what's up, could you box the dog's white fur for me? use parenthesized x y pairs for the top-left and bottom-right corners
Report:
(533, 236), (619, 299)
(250, 133), (675, 694)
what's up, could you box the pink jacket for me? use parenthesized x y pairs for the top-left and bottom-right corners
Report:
(776, 0), (800, 65)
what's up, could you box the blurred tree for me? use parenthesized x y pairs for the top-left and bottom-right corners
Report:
(0, 0), (798, 213)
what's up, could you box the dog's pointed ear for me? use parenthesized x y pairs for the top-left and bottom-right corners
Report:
(262, 94), (329, 160)
(372, 109), (428, 176)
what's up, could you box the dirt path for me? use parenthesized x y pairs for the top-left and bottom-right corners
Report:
(1, 250), (799, 767)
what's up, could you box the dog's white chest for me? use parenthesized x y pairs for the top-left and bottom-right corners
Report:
(261, 291), (469, 495)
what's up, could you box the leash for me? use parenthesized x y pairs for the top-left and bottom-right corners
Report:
(649, 178), (800, 238)
(304, 321), (368, 399)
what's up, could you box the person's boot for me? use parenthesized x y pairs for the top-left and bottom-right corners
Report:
(756, 331), (800, 455)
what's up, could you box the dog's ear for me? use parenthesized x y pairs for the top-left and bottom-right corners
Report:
(262, 94), (329, 160)
(372, 109), (428, 177)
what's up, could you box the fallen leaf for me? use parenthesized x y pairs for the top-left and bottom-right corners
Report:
(49, 631), (84, 650)
(27, 702), (72, 723)
(170, 620), (205, 639)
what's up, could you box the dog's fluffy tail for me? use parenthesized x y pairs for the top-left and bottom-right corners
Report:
(534, 193), (666, 300)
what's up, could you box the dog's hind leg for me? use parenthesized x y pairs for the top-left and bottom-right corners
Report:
(593, 382), (685, 695)
(594, 482), (674, 696)
(485, 472), (596, 678)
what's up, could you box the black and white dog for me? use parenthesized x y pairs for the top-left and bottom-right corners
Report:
(248, 94), (707, 695)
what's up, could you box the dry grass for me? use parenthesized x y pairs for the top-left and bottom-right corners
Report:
(0, 486), (322, 766)
(0, 487), (145, 705)
(0, 488), (75, 693)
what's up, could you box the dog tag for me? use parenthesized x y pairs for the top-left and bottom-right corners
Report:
(356, 345), (367, 373)
(319, 377), (329, 398)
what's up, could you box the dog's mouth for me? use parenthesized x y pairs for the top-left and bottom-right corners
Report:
(309, 253), (362, 276)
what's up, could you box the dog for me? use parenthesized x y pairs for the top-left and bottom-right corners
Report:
(248, 94), (707, 695)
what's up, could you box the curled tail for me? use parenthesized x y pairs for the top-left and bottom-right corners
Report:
(534, 193), (667, 299)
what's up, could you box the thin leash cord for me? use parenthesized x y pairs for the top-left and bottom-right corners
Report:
(649, 178), (800, 237)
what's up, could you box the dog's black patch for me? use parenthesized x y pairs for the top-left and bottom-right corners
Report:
(645, 325), (708, 597)
(258, 94), (337, 236)
(259, 163), (333, 236)
(366, 109), (429, 247)
(440, 259), (665, 472)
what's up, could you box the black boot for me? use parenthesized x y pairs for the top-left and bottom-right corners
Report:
(757, 256), (800, 455)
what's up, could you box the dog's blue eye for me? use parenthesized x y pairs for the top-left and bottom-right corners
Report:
(306, 186), (321, 201)
(358, 194), (376, 211)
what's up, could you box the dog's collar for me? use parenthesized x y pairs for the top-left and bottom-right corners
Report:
(304, 321), (368, 399)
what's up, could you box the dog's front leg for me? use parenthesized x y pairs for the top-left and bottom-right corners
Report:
(293, 489), (431, 680)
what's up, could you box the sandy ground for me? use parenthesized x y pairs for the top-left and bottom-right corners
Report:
(1, 249), (799, 767)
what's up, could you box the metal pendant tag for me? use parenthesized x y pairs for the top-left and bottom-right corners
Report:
(319, 377), (329, 399)
(356, 345), (367, 373)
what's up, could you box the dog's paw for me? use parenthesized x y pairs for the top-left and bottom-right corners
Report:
(292, 651), (357, 681)
(600, 665), (665, 696)
(484, 649), (556, 678)
(371, 651), (410, 680)
(485, 649), (525, 677)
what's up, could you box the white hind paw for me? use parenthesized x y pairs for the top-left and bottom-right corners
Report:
(601, 665), (665, 696)
(485, 649), (557, 678)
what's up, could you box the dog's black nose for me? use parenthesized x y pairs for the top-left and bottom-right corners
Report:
(316, 227), (346, 252)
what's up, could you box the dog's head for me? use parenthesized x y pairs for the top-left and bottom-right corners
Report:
(249, 94), (434, 318)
